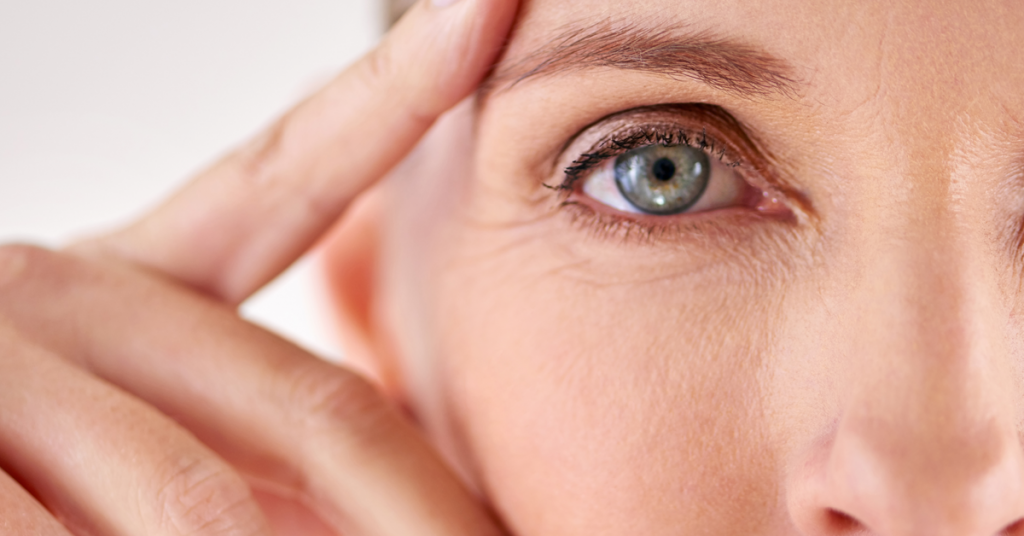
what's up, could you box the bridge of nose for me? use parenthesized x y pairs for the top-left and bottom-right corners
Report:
(778, 141), (1024, 535)
(774, 5), (1024, 532)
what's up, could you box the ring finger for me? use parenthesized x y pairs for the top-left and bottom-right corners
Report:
(0, 326), (272, 536)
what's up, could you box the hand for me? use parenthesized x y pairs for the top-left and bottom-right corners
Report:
(0, 0), (516, 534)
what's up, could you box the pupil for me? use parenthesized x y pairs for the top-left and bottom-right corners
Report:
(651, 158), (676, 182)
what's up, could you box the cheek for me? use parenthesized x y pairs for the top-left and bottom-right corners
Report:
(426, 226), (787, 535)
(381, 100), (798, 535)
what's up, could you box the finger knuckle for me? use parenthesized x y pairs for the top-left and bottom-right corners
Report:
(359, 41), (399, 93)
(0, 244), (50, 291)
(357, 41), (439, 129)
(151, 452), (266, 536)
(284, 362), (393, 443)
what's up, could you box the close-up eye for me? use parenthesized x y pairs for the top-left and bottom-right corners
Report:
(553, 105), (790, 227)
(579, 141), (747, 216)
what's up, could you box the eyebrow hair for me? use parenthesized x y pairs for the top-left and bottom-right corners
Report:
(481, 21), (799, 100)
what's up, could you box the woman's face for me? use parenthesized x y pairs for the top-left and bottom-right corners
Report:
(369, 0), (1024, 533)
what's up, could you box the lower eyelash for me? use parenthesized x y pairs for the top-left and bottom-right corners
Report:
(557, 200), (678, 242)
(555, 198), (769, 246)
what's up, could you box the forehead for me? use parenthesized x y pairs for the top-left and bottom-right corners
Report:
(503, 0), (1024, 123)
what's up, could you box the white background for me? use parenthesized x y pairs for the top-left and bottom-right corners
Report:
(0, 0), (383, 360)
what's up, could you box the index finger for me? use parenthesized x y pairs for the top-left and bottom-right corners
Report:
(88, 0), (517, 304)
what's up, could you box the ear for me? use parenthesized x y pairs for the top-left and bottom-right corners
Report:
(318, 184), (402, 398)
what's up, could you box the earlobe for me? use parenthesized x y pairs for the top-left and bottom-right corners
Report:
(319, 184), (403, 399)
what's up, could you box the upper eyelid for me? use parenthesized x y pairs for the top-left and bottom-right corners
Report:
(564, 124), (740, 180)
(551, 105), (752, 193)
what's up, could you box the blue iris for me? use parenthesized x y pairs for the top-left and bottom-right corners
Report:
(614, 144), (710, 215)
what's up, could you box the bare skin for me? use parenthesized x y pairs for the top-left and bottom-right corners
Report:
(0, 0), (516, 533)
(5, 0), (1024, 535)
(327, 0), (1024, 535)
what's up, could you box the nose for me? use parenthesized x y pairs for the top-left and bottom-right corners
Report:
(791, 393), (1024, 536)
(786, 205), (1024, 536)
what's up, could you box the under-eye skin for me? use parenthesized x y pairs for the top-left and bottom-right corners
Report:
(549, 104), (793, 238)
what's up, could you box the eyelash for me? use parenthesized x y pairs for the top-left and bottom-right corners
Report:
(553, 124), (742, 195)
(542, 108), (795, 243)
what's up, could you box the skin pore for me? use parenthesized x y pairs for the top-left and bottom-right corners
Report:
(326, 0), (1024, 534)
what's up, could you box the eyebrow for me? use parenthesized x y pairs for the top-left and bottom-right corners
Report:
(481, 21), (799, 100)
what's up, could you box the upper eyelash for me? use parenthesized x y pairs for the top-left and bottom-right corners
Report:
(550, 124), (743, 194)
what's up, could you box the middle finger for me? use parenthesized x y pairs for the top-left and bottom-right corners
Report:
(0, 245), (505, 536)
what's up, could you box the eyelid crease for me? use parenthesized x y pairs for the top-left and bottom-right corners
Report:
(551, 104), (751, 189)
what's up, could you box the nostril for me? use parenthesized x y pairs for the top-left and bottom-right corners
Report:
(1000, 518), (1024, 535)
(824, 509), (868, 535)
